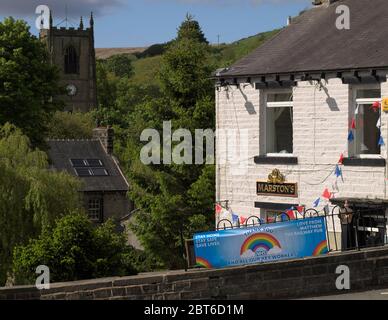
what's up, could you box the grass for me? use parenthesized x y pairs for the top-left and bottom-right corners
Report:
(105, 28), (282, 87)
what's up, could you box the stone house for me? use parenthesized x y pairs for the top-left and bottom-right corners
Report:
(47, 127), (142, 249)
(214, 0), (388, 248)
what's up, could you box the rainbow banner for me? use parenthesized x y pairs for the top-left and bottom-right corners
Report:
(194, 216), (328, 269)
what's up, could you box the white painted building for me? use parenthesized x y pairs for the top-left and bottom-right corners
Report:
(215, 0), (388, 249)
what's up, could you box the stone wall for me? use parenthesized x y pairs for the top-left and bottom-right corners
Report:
(2, 246), (388, 300)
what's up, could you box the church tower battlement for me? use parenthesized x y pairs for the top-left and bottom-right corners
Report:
(40, 12), (97, 112)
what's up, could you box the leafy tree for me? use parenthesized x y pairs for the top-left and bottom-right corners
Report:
(0, 124), (83, 285)
(105, 54), (134, 78)
(96, 60), (118, 110)
(13, 213), (137, 285)
(123, 16), (215, 269)
(0, 18), (63, 146)
(46, 111), (95, 139)
(177, 14), (208, 44)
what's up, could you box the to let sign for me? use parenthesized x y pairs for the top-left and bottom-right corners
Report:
(257, 169), (298, 198)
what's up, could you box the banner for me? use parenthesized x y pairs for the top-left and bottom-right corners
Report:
(194, 217), (328, 269)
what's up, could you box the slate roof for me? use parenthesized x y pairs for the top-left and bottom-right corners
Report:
(47, 139), (129, 192)
(217, 0), (388, 78)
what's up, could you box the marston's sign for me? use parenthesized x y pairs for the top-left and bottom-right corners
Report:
(257, 169), (298, 197)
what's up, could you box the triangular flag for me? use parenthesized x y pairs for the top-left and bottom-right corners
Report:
(377, 117), (382, 129)
(338, 153), (344, 165)
(232, 213), (239, 224)
(215, 203), (222, 214)
(313, 197), (320, 208)
(378, 135), (385, 146)
(351, 118), (356, 129)
(355, 104), (360, 115)
(286, 209), (295, 220)
(322, 188), (331, 199)
(348, 130), (354, 142)
(334, 165), (342, 178)
(372, 101), (380, 112)
(296, 206), (304, 214)
(240, 216), (247, 225)
(280, 213), (289, 222)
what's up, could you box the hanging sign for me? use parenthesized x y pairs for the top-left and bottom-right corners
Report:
(256, 169), (298, 197)
(382, 97), (388, 113)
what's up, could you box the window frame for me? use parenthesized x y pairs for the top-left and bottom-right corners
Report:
(88, 198), (103, 222)
(350, 85), (382, 158)
(64, 45), (79, 75)
(263, 89), (294, 157)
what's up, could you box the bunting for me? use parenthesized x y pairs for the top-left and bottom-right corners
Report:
(348, 130), (354, 142)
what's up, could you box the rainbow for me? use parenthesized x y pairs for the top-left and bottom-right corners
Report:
(313, 240), (329, 256)
(196, 257), (212, 269)
(240, 233), (281, 255)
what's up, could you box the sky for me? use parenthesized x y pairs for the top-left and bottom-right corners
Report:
(0, 0), (312, 48)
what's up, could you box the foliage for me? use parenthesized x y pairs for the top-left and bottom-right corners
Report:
(46, 111), (95, 139)
(0, 18), (63, 146)
(0, 124), (83, 285)
(13, 213), (137, 285)
(96, 60), (119, 110)
(121, 16), (216, 270)
(177, 14), (208, 44)
(104, 54), (134, 78)
(135, 43), (169, 59)
(128, 29), (280, 87)
(130, 55), (163, 87)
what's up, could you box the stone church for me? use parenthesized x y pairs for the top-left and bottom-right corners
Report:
(38, 12), (141, 249)
(39, 12), (97, 112)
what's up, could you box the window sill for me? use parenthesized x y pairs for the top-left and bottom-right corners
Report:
(254, 155), (298, 165)
(343, 157), (386, 167)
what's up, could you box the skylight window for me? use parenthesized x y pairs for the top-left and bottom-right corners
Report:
(70, 159), (108, 177)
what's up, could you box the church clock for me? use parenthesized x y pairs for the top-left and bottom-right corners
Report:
(66, 84), (77, 97)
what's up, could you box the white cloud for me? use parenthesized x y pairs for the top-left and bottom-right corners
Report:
(240, 249), (256, 259)
(267, 246), (282, 255)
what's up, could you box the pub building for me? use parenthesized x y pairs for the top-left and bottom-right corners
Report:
(214, 0), (388, 251)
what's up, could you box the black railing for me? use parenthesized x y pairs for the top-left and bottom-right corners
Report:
(216, 205), (388, 253)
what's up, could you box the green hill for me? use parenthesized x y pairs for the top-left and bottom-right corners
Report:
(100, 28), (281, 87)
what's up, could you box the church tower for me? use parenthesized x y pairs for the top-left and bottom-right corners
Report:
(40, 12), (97, 112)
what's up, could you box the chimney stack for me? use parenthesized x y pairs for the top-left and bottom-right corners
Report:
(312, 0), (338, 6)
(93, 126), (114, 155)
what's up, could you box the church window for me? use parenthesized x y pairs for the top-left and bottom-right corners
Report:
(64, 46), (79, 74)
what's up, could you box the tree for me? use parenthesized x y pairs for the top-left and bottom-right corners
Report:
(0, 124), (83, 286)
(96, 60), (118, 110)
(105, 54), (134, 78)
(177, 14), (208, 45)
(123, 16), (215, 269)
(0, 18), (63, 146)
(46, 111), (95, 139)
(13, 213), (137, 285)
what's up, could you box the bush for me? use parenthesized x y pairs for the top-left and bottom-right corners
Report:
(13, 213), (137, 285)
(46, 111), (95, 139)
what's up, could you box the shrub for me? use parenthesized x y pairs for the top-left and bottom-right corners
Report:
(13, 213), (137, 285)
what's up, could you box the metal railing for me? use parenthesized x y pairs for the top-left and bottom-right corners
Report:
(216, 205), (388, 253)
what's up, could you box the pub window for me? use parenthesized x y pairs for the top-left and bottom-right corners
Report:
(265, 91), (293, 154)
(64, 46), (79, 74)
(88, 198), (102, 222)
(352, 86), (381, 156)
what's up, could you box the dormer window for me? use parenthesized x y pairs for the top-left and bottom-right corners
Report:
(64, 46), (79, 74)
